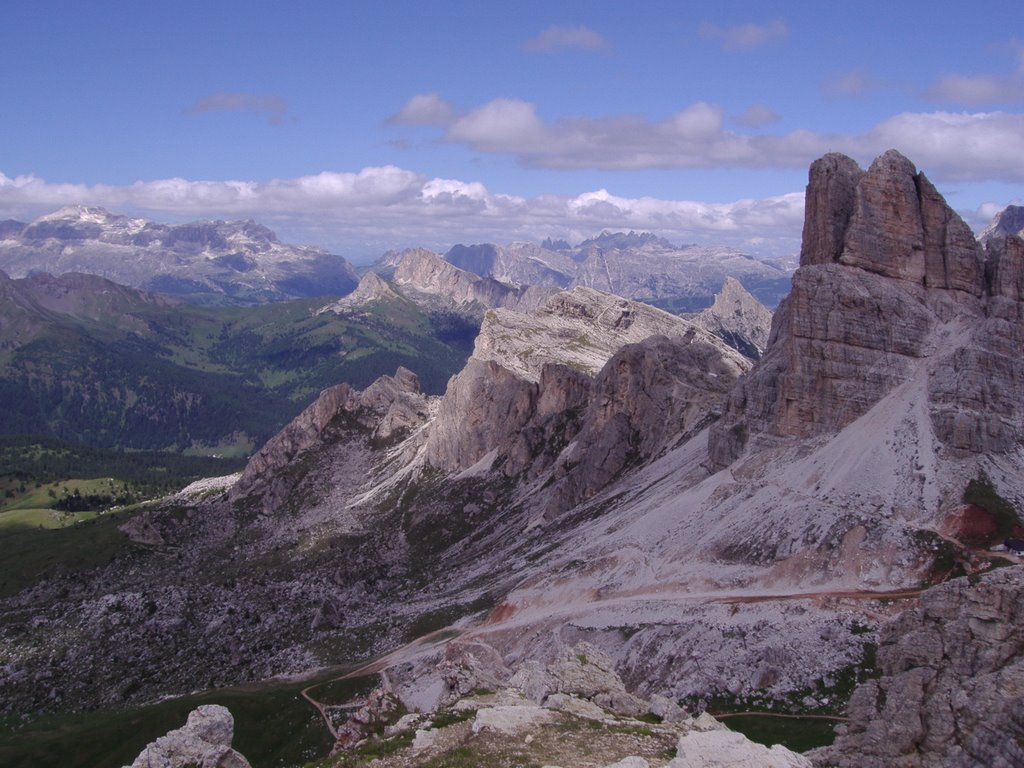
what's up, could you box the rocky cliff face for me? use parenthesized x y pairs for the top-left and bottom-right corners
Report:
(232, 367), (428, 512)
(0, 206), (358, 304)
(691, 276), (774, 359)
(709, 150), (1024, 467)
(813, 565), (1024, 768)
(423, 288), (748, 513)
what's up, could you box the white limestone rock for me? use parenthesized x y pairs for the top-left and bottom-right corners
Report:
(668, 728), (812, 767)
(123, 704), (251, 768)
(471, 704), (555, 734)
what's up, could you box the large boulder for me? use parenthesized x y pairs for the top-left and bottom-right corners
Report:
(123, 704), (251, 768)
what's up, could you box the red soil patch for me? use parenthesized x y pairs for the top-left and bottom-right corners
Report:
(483, 601), (517, 625)
(951, 504), (999, 548)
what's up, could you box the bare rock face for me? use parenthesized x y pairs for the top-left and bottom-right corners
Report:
(123, 704), (252, 768)
(424, 289), (748, 511)
(691, 276), (774, 359)
(542, 334), (744, 510)
(812, 565), (1024, 768)
(232, 367), (427, 509)
(709, 150), (1024, 467)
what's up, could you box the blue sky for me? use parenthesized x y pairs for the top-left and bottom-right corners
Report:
(2, 1), (1023, 261)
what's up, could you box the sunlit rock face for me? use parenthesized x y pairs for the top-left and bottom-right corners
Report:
(709, 150), (1024, 468)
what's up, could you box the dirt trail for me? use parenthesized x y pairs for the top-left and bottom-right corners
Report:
(716, 711), (849, 722)
(299, 625), (467, 742)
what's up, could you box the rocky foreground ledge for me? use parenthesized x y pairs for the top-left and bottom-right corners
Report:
(122, 704), (251, 767)
(124, 643), (810, 768)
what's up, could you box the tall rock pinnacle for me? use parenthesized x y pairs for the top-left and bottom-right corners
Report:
(709, 150), (1024, 467)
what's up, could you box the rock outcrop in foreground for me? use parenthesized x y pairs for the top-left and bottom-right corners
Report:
(710, 150), (1024, 466)
(332, 640), (809, 767)
(123, 704), (251, 768)
(813, 565), (1024, 768)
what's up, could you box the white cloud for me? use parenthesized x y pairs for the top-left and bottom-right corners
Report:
(699, 19), (787, 51)
(734, 104), (781, 127)
(396, 94), (1024, 182)
(185, 91), (289, 125)
(855, 111), (1024, 181)
(386, 93), (455, 126)
(524, 24), (608, 53)
(0, 168), (805, 259)
(447, 99), (548, 148)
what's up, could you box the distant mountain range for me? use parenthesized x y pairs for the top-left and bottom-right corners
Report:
(0, 206), (359, 305)
(435, 230), (796, 310)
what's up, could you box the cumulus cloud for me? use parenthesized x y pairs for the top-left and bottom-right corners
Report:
(698, 19), (787, 51)
(386, 92), (455, 126)
(396, 93), (1024, 182)
(734, 104), (781, 127)
(184, 91), (289, 125)
(524, 24), (608, 53)
(0, 168), (805, 259)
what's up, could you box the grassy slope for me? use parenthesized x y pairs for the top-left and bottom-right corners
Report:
(0, 672), (346, 768)
(0, 294), (476, 452)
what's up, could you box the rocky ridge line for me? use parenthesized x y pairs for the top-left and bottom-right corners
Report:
(323, 248), (553, 319)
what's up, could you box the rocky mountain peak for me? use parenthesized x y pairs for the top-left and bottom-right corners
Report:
(318, 270), (404, 313)
(980, 204), (1024, 243)
(709, 150), (1024, 467)
(423, 287), (749, 510)
(801, 149), (983, 294)
(391, 247), (551, 317)
(579, 230), (676, 251)
(36, 205), (119, 223)
(232, 367), (428, 510)
(691, 276), (774, 359)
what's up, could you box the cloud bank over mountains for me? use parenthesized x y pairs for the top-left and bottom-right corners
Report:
(392, 94), (1024, 181)
(0, 167), (806, 260)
